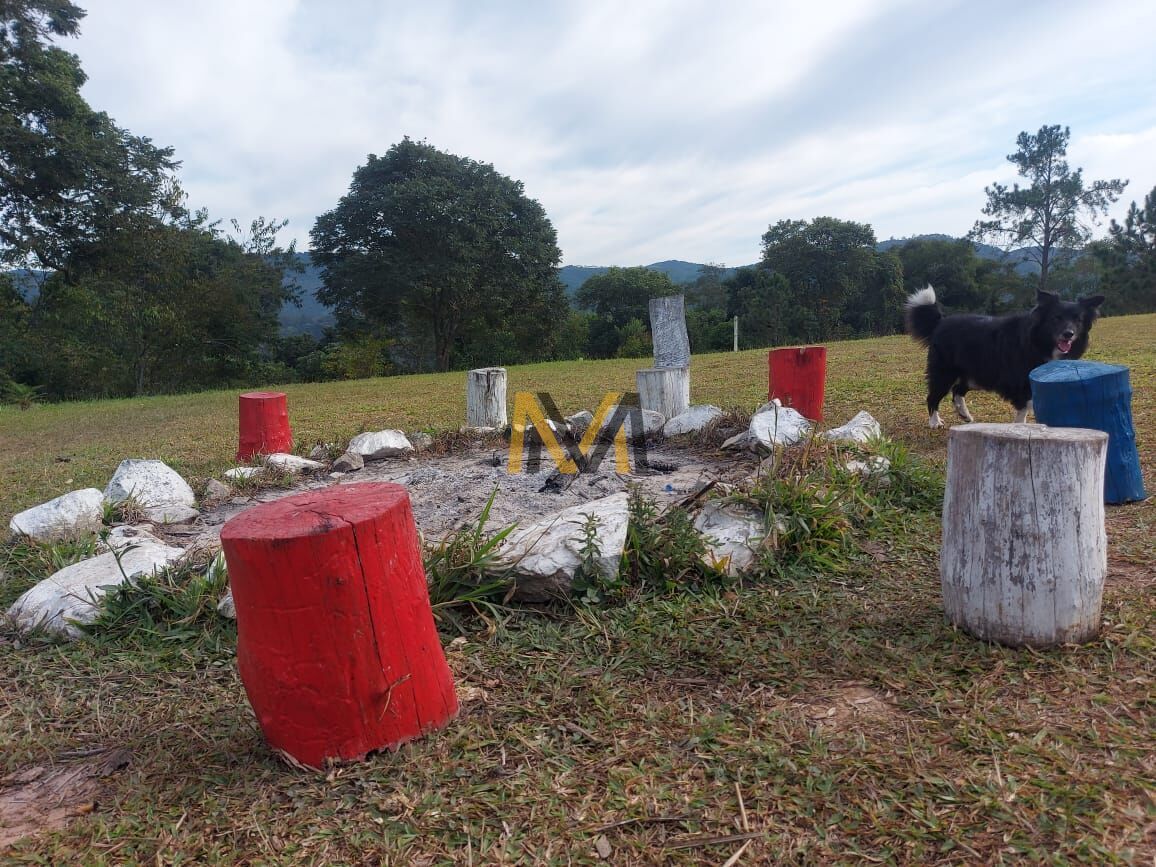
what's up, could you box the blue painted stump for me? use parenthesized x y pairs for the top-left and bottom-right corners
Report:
(1030, 360), (1147, 504)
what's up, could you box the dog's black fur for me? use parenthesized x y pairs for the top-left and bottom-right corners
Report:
(904, 286), (1104, 427)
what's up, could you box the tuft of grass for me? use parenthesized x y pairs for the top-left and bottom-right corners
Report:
(423, 488), (516, 629)
(618, 486), (727, 597)
(0, 535), (102, 608)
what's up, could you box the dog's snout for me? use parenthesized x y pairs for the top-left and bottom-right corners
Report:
(1061, 329), (1075, 340)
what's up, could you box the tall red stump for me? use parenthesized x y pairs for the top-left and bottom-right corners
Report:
(769, 346), (827, 421)
(236, 391), (293, 462)
(219, 483), (458, 768)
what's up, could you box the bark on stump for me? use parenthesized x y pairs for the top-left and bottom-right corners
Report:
(219, 482), (458, 768)
(649, 295), (691, 369)
(236, 391), (293, 461)
(940, 423), (1108, 648)
(637, 366), (689, 421)
(466, 367), (507, 430)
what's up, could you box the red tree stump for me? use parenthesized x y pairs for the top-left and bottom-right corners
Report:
(769, 346), (827, 421)
(236, 391), (293, 462)
(219, 483), (458, 768)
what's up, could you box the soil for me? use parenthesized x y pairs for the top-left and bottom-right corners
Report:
(188, 440), (757, 547)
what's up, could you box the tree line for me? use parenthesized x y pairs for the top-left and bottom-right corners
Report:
(2, 3), (1154, 404)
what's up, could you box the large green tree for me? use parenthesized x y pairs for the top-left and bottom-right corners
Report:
(574, 266), (677, 358)
(971, 124), (1126, 292)
(1093, 184), (1156, 313)
(0, 1), (181, 272)
(759, 217), (901, 339)
(311, 138), (566, 372)
(893, 237), (984, 310)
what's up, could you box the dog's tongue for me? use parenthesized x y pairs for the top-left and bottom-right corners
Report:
(1057, 337), (1073, 354)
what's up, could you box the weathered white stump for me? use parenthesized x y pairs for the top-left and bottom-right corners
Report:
(637, 367), (689, 421)
(466, 367), (507, 430)
(650, 295), (691, 369)
(940, 423), (1108, 648)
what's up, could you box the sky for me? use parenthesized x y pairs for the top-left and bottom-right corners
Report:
(66, 0), (1156, 268)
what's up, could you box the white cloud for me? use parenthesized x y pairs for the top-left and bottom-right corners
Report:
(67, 0), (1156, 265)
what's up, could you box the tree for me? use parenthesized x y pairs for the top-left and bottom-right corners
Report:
(29, 214), (298, 397)
(311, 138), (566, 372)
(971, 124), (1126, 292)
(0, 1), (181, 272)
(1093, 185), (1156, 313)
(725, 267), (794, 348)
(893, 237), (984, 310)
(759, 217), (895, 339)
(574, 266), (677, 358)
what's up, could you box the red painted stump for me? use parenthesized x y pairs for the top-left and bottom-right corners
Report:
(769, 346), (827, 421)
(219, 483), (458, 768)
(236, 391), (293, 462)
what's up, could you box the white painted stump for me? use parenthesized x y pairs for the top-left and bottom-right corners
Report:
(637, 367), (689, 422)
(940, 423), (1108, 648)
(649, 295), (690, 369)
(466, 367), (507, 429)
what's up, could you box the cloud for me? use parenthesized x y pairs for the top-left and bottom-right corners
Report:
(69, 0), (1156, 265)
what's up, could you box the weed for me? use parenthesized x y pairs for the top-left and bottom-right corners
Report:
(0, 535), (101, 607)
(424, 488), (515, 629)
(619, 486), (726, 596)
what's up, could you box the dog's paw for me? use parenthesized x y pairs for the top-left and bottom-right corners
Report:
(929, 411), (943, 429)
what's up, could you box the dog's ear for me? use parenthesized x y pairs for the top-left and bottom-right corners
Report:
(1035, 289), (1059, 305)
(1079, 295), (1105, 309)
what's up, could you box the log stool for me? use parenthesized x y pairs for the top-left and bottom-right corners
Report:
(1030, 360), (1147, 504)
(940, 424), (1108, 648)
(220, 483), (457, 768)
(236, 391), (293, 461)
(466, 367), (507, 430)
(637, 366), (690, 420)
(769, 346), (826, 421)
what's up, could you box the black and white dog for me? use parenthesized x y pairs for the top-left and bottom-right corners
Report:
(904, 286), (1104, 428)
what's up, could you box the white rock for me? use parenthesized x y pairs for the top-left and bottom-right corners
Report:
(496, 493), (629, 602)
(101, 524), (165, 551)
(217, 590), (235, 619)
(748, 400), (812, 449)
(266, 453), (325, 473)
(597, 407), (665, 443)
(693, 500), (766, 577)
(348, 430), (415, 460)
(6, 541), (185, 639)
(565, 410), (595, 441)
(823, 411), (882, 444)
(9, 489), (105, 542)
(845, 456), (892, 478)
(720, 431), (751, 451)
(409, 432), (434, 451)
(104, 459), (197, 524)
(223, 466), (262, 481)
(663, 405), (724, 437)
(331, 451), (364, 473)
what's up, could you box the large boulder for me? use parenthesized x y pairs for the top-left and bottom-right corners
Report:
(663, 405), (724, 438)
(748, 400), (812, 449)
(823, 411), (882, 444)
(104, 459), (198, 524)
(693, 500), (766, 577)
(347, 430), (415, 461)
(8, 489), (105, 542)
(6, 540), (185, 639)
(495, 493), (629, 602)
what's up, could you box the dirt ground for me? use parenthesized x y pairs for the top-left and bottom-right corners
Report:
(189, 439), (757, 547)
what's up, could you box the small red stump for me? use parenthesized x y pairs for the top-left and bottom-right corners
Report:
(236, 391), (293, 462)
(220, 483), (458, 769)
(769, 346), (827, 421)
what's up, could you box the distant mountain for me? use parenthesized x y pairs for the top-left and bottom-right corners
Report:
(280, 253), (333, 338)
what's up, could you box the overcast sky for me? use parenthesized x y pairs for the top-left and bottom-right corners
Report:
(67, 0), (1156, 267)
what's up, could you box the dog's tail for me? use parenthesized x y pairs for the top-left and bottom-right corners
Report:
(904, 285), (941, 346)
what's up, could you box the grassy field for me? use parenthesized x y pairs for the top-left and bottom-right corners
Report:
(1, 315), (1153, 864)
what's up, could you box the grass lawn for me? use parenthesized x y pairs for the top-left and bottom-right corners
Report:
(1, 314), (1153, 864)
